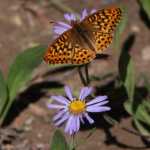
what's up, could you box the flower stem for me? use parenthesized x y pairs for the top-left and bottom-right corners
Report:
(78, 64), (90, 86)
(70, 134), (76, 150)
(85, 64), (90, 85)
(78, 66), (87, 86)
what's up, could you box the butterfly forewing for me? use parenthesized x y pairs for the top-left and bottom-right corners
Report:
(80, 7), (122, 53)
(82, 7), (122, 33)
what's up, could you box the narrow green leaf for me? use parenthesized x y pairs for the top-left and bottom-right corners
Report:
(103, 114), (118, 126)
(142, 75), (150, 93)
(139, 0), (150, 18)
(119, 34), (135, 101)
(7, 45), (46, 100)
(0, 69), (8, 117)
(50, 130), (69, 150)
(134, 102), (150, 125)
(134, 119), (150, 136)
(113, 5), (128, 51)
(124, 101), (133, 115)
(124, 59), (135, 101)
(143, 100), (150, 111)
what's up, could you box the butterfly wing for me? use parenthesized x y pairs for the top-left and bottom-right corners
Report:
(43, 29), (96, 64)
(80, 7), (122, 53)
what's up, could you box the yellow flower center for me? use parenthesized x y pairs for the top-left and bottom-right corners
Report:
(69, 100), (86, 114)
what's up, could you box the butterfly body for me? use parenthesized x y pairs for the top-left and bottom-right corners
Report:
(44, 7), (122, 65)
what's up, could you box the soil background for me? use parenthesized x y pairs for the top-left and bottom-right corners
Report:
(0, 0), (150, 150)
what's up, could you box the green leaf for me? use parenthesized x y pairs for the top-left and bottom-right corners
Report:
(126, 99), (150, 125)
(103, 114), (118, 126)
(139, 0), (150, 18)
(113, 5), (128, 51)
(142, 75), (150, 93)
(7, 45), (46, 100)
(0, 69), (8, 117)
(134, 102), (150, 125)
(143, 100), (150, 111)
(124, 101), (133, 115)
(0, 46), (46, 125)
(119, 35), (135, 101)
(124, 59), (135, 101)
(50, 130), (69, 150)
(134, 119), (150, 136)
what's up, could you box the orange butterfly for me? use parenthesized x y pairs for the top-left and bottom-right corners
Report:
(44, 6), (122, 64)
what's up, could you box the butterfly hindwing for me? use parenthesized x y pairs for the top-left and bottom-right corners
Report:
(44, 30), (72, 64)
(44, 29), (96, 64)
(93, 32), (113, 53)
(72, 45), (96, 64)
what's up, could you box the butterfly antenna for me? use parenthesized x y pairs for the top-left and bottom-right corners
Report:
(49, 20), (57, 24)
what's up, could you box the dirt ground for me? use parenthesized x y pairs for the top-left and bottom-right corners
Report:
(0, 0), (150, 150)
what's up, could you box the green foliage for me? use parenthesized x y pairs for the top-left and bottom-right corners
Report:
(139, 0), (150, 18)
(113, 5), (128, 51)
(119, 37), (135, 102)
(124, 59), (135, 102)
(135, 101), (150, 125)
(0, 69), (8, 117)
(0, 45), (46, 125)
(119, 35), (150, 135)
(50, 130), (69, 150)
(132, 99), (150, 136)
(134, 119), (150, 136)
(7, 46), (46, 100)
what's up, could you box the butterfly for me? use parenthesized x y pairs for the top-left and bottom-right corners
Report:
(44, 6), (122, 65)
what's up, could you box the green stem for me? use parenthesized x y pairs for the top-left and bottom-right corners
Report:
(78, 66), (87, 86)
(0, 99), (12, 126)
(78, 64), (90, 86)
(70, 134), (76, 150)
(85, 64), (90, 85)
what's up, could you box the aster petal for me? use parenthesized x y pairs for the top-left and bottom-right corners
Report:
(89, 100), (109, 107)
(76, 116), (80, 131)
(86, 96), (108, 106)
(51, 96), (69, 105)
(55, 112), (69, 126)
(80, 9), (88, 21)
(79, 87), (93, 100)
(84, 113), (94, 124)
(64, 13), (72, 21)
(47, 104), (66, 109)
(65, 115), (74, 134)
(70, 116), (76, 134)
(53, 25), (68, 31)
(64, 86), (74, 100)
(53, 108), (67, 121)
(53, 26), (67, 35)
(57, 21), (71, 28)
(79, 115), (85, 124)
(90, 9), (96, 14)
(70, 13), (76, 21)
(71, 116), (80, 134)
(86, 106), (111, 112)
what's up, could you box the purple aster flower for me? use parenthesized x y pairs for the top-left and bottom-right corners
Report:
(47, 86), (111, 135)
(52, 9), (96, 38)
